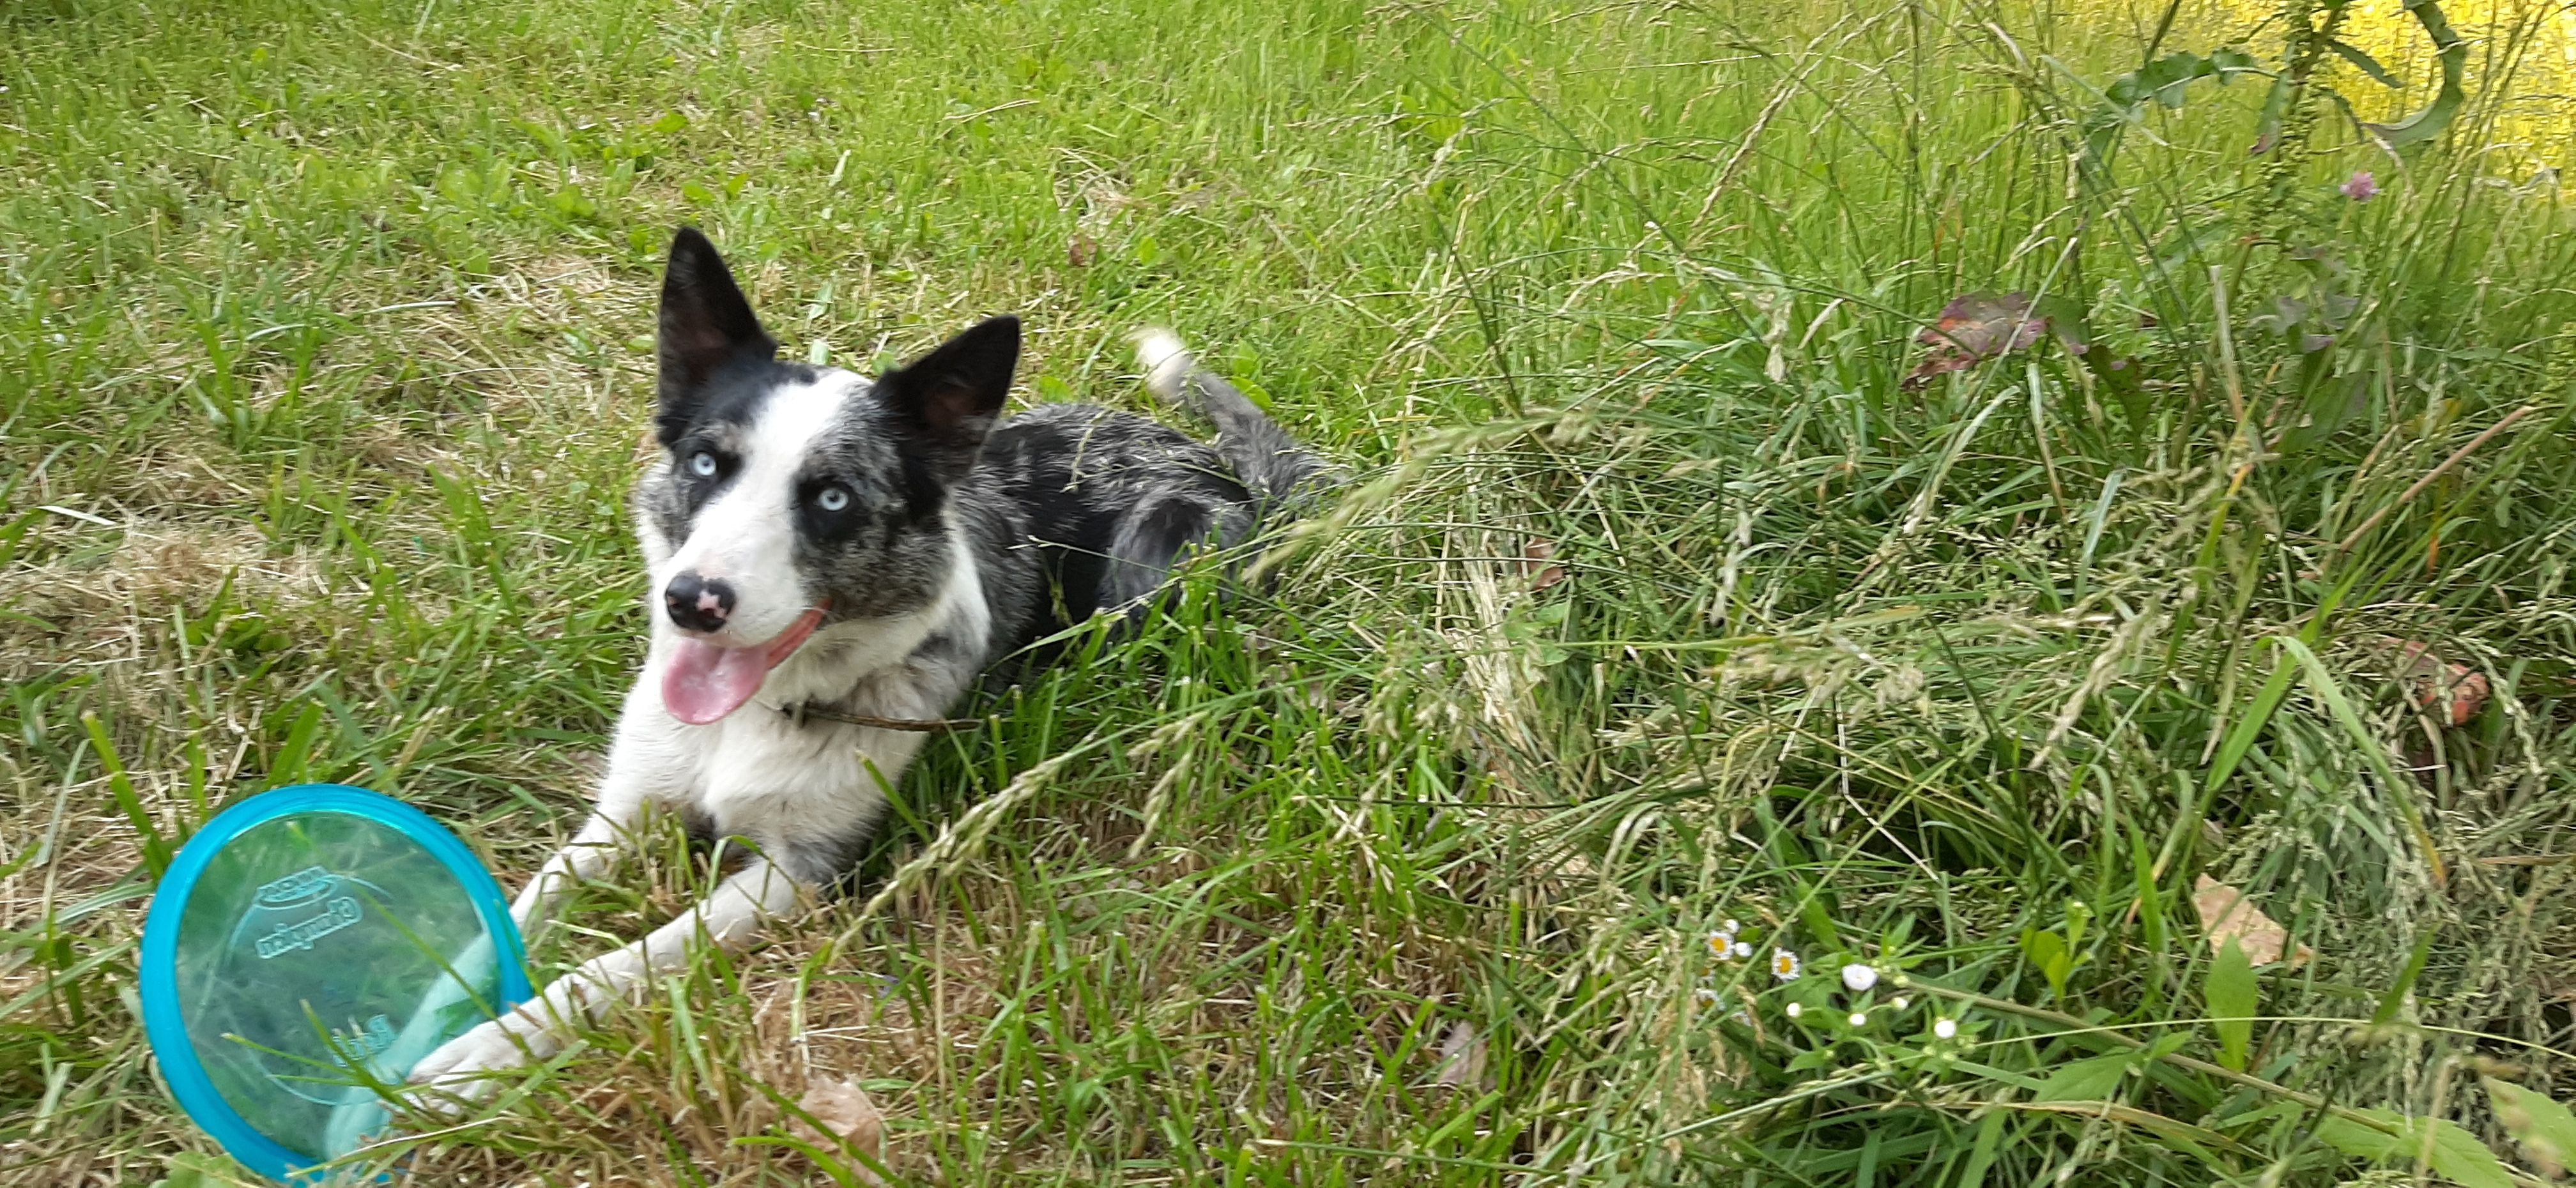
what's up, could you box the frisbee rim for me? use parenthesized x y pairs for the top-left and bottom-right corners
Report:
(138, 783), (531, 1183)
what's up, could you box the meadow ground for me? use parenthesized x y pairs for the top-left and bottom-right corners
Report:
(5, 0), (2576, 1184)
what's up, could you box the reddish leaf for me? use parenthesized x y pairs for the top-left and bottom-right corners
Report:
(1905, 292), (2049, 390)
(2383, 637), (2490, 726)
(1521, 538), (1567, 591)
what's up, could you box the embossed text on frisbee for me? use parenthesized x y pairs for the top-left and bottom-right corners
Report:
(251, 865), (363, 959)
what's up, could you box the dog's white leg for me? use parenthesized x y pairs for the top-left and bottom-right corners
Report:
(405, 852), (804, 1106)
(510, 706), (682, 936)
(509, 802), (636, 936)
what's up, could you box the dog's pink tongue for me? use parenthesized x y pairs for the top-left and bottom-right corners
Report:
(663, 639), (773, 725)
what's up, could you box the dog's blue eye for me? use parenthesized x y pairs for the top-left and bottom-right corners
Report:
(815, 486), (850, 512)
(688, 452), (718, 478)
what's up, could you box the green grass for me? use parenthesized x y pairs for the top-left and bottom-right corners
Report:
(6, 0), (2576, 1183)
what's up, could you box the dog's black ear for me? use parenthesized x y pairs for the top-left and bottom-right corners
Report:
(657, 227), (776, 439)
(874, 316), (1018, 478)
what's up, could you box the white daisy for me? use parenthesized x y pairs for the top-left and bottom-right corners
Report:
(1772, 948), (1802, 981)
(1785, 1002), (1804, 1019)
(1933, 1017), (1958, 1040)
(1706, 929), (1736, 959)
(1692, 986), (1721, 1009)
(1733, 940), (1753, 959)
(1840, 964), (1879, 993)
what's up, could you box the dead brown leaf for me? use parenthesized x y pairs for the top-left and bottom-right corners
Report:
(1068, 232), (1098, 268)
(792, 1076), (887, 1185)
(2192, 875), (2314, 969)
(1432, 1022), (1488, 1089)
(1904, 292), (2048, 390)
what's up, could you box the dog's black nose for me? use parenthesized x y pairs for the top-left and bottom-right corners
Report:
(663, 572), (737, 634)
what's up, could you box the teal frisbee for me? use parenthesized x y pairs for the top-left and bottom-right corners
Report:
(139, 784), (531, 1182)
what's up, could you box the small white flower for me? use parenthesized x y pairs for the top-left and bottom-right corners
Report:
(1841, 964), (1879, 993)
(1733, 940), (1752, 959)
(1706, 929), (1736, 959)
(1890, 996), (1910, 1010)
(1785, 1002), (1804, 1019)
(1848, 1011), (1868, 1026)
(1724, 918), (1741, 933)
(1933, 1017), (1958, 1040)
(1692, 986), (1721, 1009)
(1772, 948), (1802, 980)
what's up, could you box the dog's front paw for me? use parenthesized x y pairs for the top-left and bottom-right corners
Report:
(401, 1015), (556, 1116)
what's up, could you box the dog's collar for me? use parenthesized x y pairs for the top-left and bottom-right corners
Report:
(781, 701), (984, 734)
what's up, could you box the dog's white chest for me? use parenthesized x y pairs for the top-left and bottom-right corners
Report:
(680, 710), (923, 839)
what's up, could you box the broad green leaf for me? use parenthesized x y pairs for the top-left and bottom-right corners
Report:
(2206, 938), (2257, 1072)
(2364, 0), (2467, 148)
(2022, 927), (2073, 998)
(2315, 1108), (2513, 1188)
(2209, 46), (2263, 73)
(2080, 50), (2260, 176)
(2485, 1077), (2576, 1177)
(2326, 38), (2400, 86)
(2144, 1032), (2194, 1061)
(1785, 1047), (1839, 1074)
(2032, 1052), (2135, 1102)
(1797, 891), (1843, 951)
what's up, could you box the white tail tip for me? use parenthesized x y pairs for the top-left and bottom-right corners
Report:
(1131, 327), (1192, 397)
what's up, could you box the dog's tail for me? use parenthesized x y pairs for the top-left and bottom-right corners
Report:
(1133, 328), (1333, 508)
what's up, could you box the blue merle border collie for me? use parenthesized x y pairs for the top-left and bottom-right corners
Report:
(408, 227), (1327, 1096)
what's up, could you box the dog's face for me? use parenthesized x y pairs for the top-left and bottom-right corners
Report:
(635, 228), (1017, 724)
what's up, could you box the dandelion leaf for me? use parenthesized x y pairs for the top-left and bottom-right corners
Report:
(2032, 1052), (2135, 1103)
(2485, 1077), (2576, 1178)
(2316, 1109), (2513, 1188)
(2205, 937), (2257, 1072)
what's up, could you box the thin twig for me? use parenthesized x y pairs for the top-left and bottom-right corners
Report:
(2333, 405), (2538, 554)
